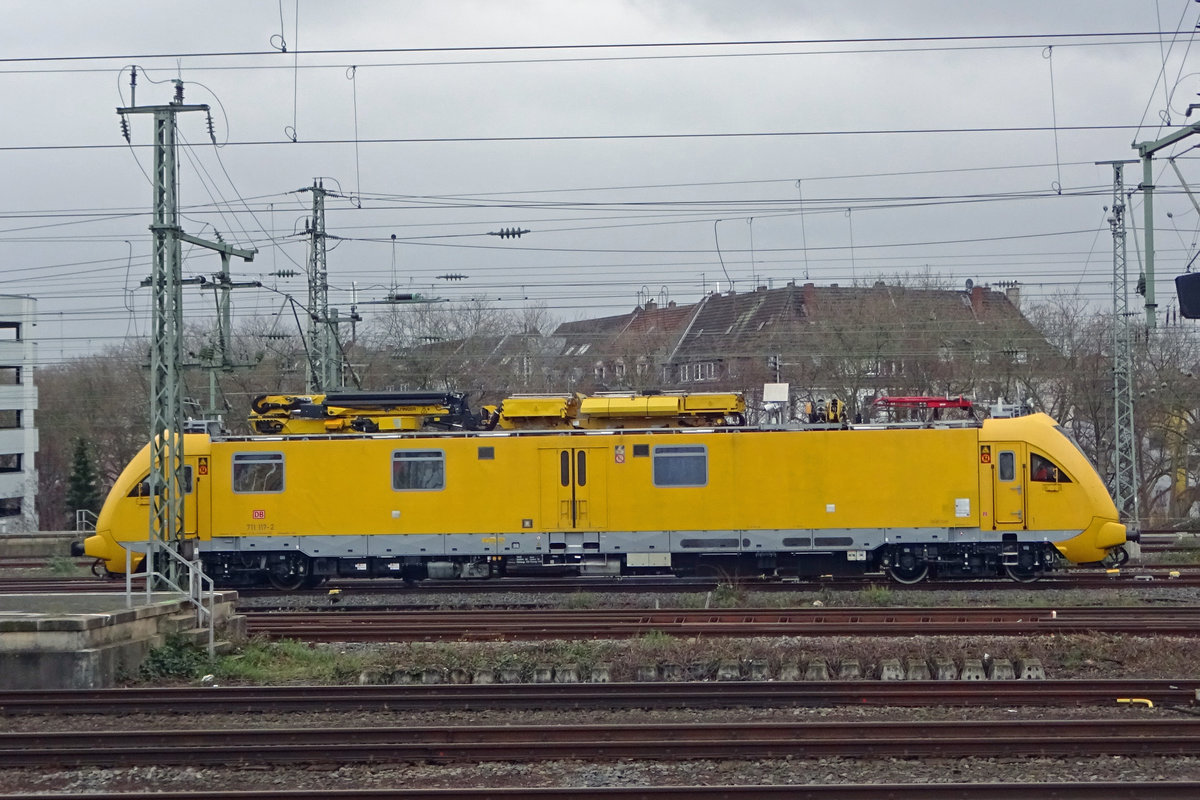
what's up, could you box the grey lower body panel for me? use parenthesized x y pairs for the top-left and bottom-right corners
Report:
(202, 527), (1079, 559)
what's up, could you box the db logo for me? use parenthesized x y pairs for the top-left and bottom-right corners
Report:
(252, 510), (266, 520)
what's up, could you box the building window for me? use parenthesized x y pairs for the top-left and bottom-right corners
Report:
(233, 453), (285, 493)
(678, 361), (716, 382)
(393, 449), (445, 491)
(653, 445), (708, 487)
(0, 497), (20, 517)
(614, 361), (626, 379)
(0, 453), (20, 473)
(0, 410), (19, 429)
(594, 363), (606, 380)
(1004, 348), (1029, 364)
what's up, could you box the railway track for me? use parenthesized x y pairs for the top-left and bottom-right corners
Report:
(6, 565), (1200, 597)
(6, 718), (1200, 767)
(2, 784), (1198, 799)
(3, 680), (1198, 714)
(243, 605), (1200, 641)
(5, 683), (1198, 800)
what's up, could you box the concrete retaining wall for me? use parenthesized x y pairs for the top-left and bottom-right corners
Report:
(0, 591), (244, 689)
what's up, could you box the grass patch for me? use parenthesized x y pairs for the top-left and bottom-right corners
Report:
(1144, 550), (1200, 566)
(140, 635), (216, 681)
(564, 591), (599, 609)
(214, 638), (365, 684)
(151, 630), (1200, 686)
(48, 555), (84, 576)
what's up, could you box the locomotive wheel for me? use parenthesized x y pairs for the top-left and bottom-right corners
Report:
(1103, 546), (1130, 568)
(267, 554), (309, 591)
(267, 571), (306, 591)
(887, 558), (929, 584)
(1004, 564), (1041, 583)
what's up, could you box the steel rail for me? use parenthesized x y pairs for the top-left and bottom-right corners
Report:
(4, 718), (1200, 767)
(242, 605), (1200, 641)
(2, 783), (1200, 799)
(6, 568), (1200, 594)
(2, 680), (1198, 715)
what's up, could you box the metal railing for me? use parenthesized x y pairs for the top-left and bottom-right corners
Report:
(124, 541), (215, 656)
(74, 509), (98, 532)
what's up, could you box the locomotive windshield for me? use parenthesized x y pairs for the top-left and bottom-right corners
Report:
(1031, 453), (1071, 483)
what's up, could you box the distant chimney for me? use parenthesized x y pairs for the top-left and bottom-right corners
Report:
(803, 282), (816, 307)
(970, 284), (984, 315)
(644, 300), (656, 311)
(756, 285), (767, 292)
(1005, 285), (1020, 309)
(668, 300), (676, 308)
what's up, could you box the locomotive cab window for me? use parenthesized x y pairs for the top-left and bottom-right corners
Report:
(233, 453), (284, 493)
(128, 466), (194, 498)
(653, 444), (707, 487)
(1031, 453), (1070, 483)
(393, 450), (445, 491)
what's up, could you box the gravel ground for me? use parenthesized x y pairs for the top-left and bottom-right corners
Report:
(4, 705), (1200, 792)
(8, 580), (1200, 792)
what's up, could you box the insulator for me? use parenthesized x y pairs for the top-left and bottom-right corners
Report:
(206, 113), (217, 145)
(119, 114), (130, 143)
(490, 227), (530, 239)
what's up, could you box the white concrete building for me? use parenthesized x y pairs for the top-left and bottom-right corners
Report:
(0, 296), (37, 532)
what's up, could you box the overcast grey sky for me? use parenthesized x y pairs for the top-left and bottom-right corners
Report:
(2, 1), (1198, 363)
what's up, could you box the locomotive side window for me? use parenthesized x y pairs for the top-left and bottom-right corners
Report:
(1031, 453), (1070, 483)
(653, 445), (707, 487)
(233, 453), (284, 493)
(128, 466), (194, 497)
(392, 450), (445, 491)
(998, 451), (1015, 481)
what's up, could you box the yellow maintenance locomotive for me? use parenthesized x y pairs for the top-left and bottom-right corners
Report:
(81, 390), (1127, 588)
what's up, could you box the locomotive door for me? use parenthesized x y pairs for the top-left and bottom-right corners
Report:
(185, 457), (211, 540)
(992, 445), (1027, 528)
(135, 465), (201, 537)
(540, 446), (608, 529)
(183, 464), (198, 538)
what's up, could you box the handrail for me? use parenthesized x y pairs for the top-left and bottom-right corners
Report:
(74, 509), (98, 532)
(124, 542), (215, 656)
